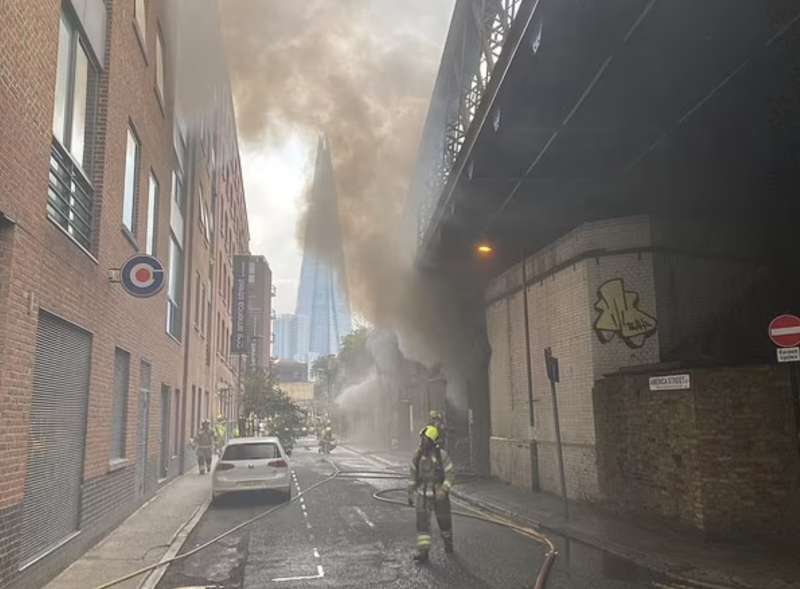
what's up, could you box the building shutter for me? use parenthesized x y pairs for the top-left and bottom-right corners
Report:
(19, 312), (91, 565)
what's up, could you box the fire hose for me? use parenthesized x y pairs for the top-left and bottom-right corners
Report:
(91, 460), (557, 589)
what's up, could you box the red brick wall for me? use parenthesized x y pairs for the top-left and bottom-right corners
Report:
(0, 0), (248, 586)
(595, 365), (800, 541)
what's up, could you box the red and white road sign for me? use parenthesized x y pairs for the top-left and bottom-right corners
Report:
(768, 314), (800, 348)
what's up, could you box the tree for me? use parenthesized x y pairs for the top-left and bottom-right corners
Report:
(311, 355), (338, 400)
(243, 369), (305, 451)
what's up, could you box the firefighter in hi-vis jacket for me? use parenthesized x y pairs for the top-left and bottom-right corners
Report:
(408, 425), (455, 562)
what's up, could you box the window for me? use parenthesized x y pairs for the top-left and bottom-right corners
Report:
(122, 127), (141, 234)
(155, 29), (165, 102)
(166, 171), (184, 340)
(222, 443), (278, 461)
(134, 0), (146, 45)
(48, 9), (98, 249)
(166, 236), (183, 339)
(200, 283), (206, 334)
(146, 172), (159, 255)
(172, 389), (180, 457)
(248, 261), (256, 284)
(112, 348), (131, 460)
(194, 273), (201, 328)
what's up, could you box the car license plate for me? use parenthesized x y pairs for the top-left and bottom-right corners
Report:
(238, 480), (262, 487)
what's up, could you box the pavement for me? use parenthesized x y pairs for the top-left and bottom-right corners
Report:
(347, 444), (800, 589)
(43, 464), (211, 589)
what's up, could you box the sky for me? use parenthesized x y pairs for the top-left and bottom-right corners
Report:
(239, 131), (312, 314)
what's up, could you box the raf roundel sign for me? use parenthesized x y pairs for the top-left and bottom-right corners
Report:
(120, 255), (165, 298)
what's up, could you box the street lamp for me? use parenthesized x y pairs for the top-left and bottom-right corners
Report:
(475, 241), (495, 257)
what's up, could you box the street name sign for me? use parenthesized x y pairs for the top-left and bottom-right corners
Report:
(777, 347), (800, 363)
(768, 314), (800, 348)
(649, 374), (691, 391)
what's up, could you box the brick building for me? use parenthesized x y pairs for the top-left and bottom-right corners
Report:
(0, 1), (250, 587)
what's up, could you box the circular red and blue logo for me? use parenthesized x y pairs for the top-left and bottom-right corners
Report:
(120, 255), (165, 298)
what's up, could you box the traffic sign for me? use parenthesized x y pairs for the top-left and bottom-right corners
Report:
(777, 347), (800, 363)
(120, 255), (165, 298)
(768, 314), (800, 348)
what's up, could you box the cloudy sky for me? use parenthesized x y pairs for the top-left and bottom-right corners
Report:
(221, 1), (455, 317)
(239, 132), (312, 314)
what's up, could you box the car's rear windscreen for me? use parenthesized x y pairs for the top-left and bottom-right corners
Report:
(222, 443), (279, 460)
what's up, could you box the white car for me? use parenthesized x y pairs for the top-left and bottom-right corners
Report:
(212, 437), (291, 503)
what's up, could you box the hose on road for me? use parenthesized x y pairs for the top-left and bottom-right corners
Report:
(91, 458), (556, 589)
(370, 485), (557, 589)
(91, 460), (342, 589)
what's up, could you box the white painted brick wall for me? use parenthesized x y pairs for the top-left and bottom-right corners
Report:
(485, 215), (657, 500)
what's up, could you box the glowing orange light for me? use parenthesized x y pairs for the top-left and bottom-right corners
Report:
(475, 243), (494, 256)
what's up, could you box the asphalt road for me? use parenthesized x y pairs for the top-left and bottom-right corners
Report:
(156, 445), (698, 589)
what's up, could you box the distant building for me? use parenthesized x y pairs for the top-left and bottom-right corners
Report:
(244, 256), (273, 373)
(272, 359), (308, 383)
(274, 313), (298, 360)
(294, 136), (352, 362)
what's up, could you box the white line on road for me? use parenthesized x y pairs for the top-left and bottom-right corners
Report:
(313, 548), (320, 559)
(272, 565), (325, 583)
(306, 521), (312, 529)
(352, 506), (375, 529)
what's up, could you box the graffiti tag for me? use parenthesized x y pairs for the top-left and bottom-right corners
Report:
(593, 278), (657, 349)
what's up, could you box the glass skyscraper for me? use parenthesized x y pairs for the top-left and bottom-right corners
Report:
(294, 136), (352, 361)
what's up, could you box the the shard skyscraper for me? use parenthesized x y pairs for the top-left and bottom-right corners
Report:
(294, 136), (353, 362)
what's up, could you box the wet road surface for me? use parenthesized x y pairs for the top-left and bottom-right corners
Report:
(156, 444), (703, 589)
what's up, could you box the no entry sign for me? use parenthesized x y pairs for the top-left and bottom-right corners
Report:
(768, 314), (800, 348)
(120, 255), (165, 298)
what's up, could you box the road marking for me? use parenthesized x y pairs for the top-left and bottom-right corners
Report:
(272, 565), (325, 583)
(352, 506), (375, 529)
(306, 521), (312, 529)
(313, 548), (320, 559)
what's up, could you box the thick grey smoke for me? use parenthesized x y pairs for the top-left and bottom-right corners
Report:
(218, 0), (458, 366)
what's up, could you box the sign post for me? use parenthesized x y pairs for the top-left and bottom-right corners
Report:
(544, 347), (569, 519)
(768, 314), (800, 456)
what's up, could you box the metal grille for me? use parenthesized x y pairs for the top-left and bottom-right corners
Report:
(47, 140), (94, 249)
(112, 349), (130, 459)
(20, 312), (91, 565)
(136, 361), (151, 497)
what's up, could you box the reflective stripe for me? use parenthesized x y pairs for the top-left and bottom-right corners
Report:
(417, 534), (432, 546)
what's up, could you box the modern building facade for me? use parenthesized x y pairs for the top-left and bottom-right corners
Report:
(274, 313), (298, 360)
(294, 137), (352, 362)
(0, 1), (249, 587)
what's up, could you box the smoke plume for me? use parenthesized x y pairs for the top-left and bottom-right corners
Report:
(217, 0), (458, 365)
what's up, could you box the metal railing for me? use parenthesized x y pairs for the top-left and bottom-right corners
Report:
(410, 0), (526, 247)
(47, 139), (94, 249)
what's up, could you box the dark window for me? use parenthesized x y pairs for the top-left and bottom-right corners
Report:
(112, 348), (131, 459)
(222, 443), (279, 461)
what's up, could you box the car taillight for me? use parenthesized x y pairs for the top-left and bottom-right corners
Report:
(216, 462), (235, 471)
(268, 459), (288, 468)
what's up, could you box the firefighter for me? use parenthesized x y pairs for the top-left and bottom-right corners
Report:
(408, 425), (455, 562)
(194, 420), (214, 474)
(418, 409), (447, 447)
(214, 415), (227, 455)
